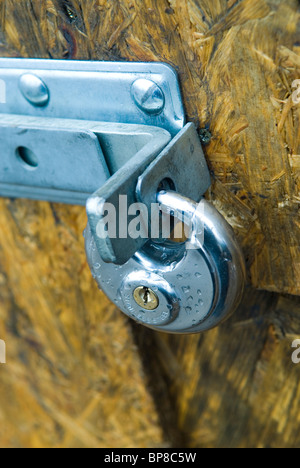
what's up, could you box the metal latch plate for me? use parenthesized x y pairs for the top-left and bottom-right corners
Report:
(0, 59), (185, 137)
(87, 123), (211, 265)
(0, 114), (171, 205)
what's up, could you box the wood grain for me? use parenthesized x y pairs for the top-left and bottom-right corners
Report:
(134, 288), (300, 448)
(0, 199), (165, 448)
(0, 0), (299, 449)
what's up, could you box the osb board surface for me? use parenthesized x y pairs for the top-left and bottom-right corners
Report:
(135, 289), (300, 448)
(0, 200), (165, 448)
(0, 0), (299, 450)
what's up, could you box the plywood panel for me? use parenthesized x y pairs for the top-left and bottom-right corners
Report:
(0, 199), (165, 448)
(134, 289), (300, 448)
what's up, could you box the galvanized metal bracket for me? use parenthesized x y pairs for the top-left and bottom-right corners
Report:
(0, 58), (186, 205)
(136, 123), (211, 208)
(0, 114), (171, 205)
(0, 58), (212, 265)
(87, 123), (211, 264)
(0, 59), (185, 136)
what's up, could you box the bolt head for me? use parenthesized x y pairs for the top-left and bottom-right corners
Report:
(199, 128), (212, 146)
(19, 73), (49, 107)
(131, 79), (165, 115)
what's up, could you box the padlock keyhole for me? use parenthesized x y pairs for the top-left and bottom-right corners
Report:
(142, 287), (150, 305)
(133, 286), (159, 311)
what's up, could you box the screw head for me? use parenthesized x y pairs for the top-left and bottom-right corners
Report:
(19, 73), (49, 107)
(131, 79), (165, 115)
(199, 128), (212, 146)
(133, 286), (159, 310)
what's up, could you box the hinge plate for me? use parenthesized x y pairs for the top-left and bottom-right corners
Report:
(0, 59), (185, 137)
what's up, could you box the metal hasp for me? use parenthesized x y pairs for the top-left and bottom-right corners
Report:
(86, 123), (211, 265)
(0, 58), (184, 204)
(0, 58), (246, 334)
(0, 114), (171, 205)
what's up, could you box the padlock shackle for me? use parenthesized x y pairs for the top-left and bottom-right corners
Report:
(157, 190), (246, 331)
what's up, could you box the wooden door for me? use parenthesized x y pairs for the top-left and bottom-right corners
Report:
(0, 0), (299, 448)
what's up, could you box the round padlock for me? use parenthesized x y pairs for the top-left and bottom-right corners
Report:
(85, 191), (246, 334)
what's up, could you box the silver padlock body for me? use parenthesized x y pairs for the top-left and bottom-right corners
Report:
(85, 198), (246, 334)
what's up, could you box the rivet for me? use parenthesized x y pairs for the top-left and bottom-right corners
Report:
(19, 73), (49, 107)
(131, 79), (165, 115)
